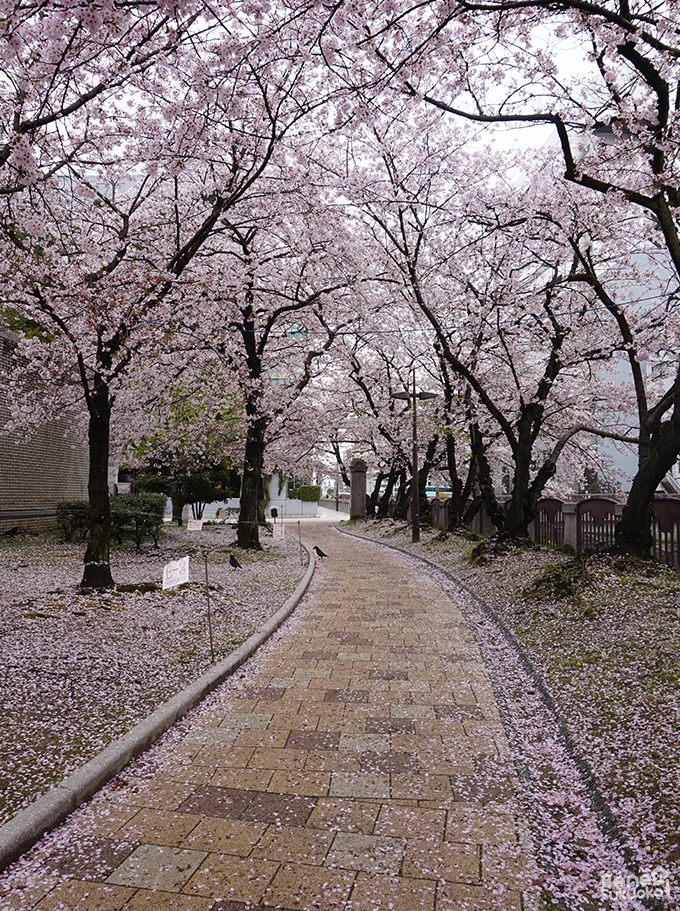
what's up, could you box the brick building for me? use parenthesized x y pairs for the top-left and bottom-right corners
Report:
(0, 328), (89, 533)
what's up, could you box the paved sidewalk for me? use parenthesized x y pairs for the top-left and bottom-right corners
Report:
(1, 526), (537, 911)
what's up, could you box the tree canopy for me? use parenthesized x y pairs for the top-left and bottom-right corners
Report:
(2, 0), (680, 578)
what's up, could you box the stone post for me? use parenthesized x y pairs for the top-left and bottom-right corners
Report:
(563, 502), (578, 551)
(349, 459), (367, 520)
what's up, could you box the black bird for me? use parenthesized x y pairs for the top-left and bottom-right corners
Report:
(229, 554), (242, 570)
(2, 526), (18, 537)
(313, 546), (328, 560)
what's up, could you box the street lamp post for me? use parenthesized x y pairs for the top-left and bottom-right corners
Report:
(393, 371), (437, 543)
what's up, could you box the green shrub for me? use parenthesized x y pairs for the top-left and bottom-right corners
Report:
(298, 485), (321, 502)
(58, 494), (166, 550)
(56, 500), (89, 541)
(111, 493), (167, 551)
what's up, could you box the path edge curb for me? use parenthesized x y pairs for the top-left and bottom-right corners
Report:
(0, 543), (316, 874)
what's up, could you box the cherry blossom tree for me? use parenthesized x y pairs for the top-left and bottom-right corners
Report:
(337, 113), (621, 539)
(333, 1), (680, 553)
(118, 354), (245, 524)
(0, 7), (346, 585)
(180, 177), (362, 549)
(0, 0), (203, 194)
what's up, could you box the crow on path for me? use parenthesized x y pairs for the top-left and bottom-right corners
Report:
(2, 526), (18, 537)
(229, 554), (242, 570)
(313, 546), (328, 560)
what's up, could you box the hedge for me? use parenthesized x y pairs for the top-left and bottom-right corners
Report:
(56, 493), (167, 550)
(297, 484), (321, 502)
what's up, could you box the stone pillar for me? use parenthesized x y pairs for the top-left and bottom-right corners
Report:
(563, 502), (577, 551)
(349, 459), (367, 520)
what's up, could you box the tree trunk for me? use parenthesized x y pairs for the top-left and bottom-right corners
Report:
(81, 379), (114, 589)
(614, 416), (680, 557)
(367, 471), (386, 517)
(393, 468), (410, 519)
(418, 436), (438, 527)
(470, 423), (506, 532)
(237, 417), (267, 550)
(377, 465), (399, 517)
(445, 432), (465, 528)
(171, 487), (184, 526)
(502, 433), (534, 541)
(499, 406), (548, 541)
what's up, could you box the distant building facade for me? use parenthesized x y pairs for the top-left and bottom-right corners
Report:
(0, 328), (89, 533)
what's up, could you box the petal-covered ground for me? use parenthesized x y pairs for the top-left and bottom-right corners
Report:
(0, 524), (308, 827)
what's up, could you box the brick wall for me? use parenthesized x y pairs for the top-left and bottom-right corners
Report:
(0, 330), (90, 533)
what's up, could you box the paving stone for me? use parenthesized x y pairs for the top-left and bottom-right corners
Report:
(218, 713), (271, 731)
(191, 746), (254, 768)
(209, 902), (269, 911)
(250, 823), (334, 864)
(267, 711), (320, 731)
(403, 838), (481, 883)
(267, 769), (332, 797)
(2, 878), (60, 911)
(106, 845), (207, 891)
(182, 854), (279, 904)
(262, 861), (356, 910)
(236, 687), (286, 701)
(45, 836), (139, 879)
(239, 791), (317, 826)
(368, 669), (409, 681)
(209, 768), (274, 791)
(119, 780), (198, 811)
(285, 730), (340, 751)
(35, 881), (135, 910)
(449, 773), (517, 804)
(348, 871), (436, 910)
(121, 890), (214, 910)
(365, 717), (416, 735)
(445, 805), (519, 846)
(305, 798), (381, 834)
(359, 750), (420, 774)
(390, 774), (453, 803)
(232, 729), (289, 748)
(73, 803), (141, 839)
(373, 805), (447, 841)
(435, 881), (523, 910)
(178, 786), (254, 819)
(323, 689), (369, 703)
(180, 817), (267, 855)
(116, 809), (202, 847)
(325, 831), (405, 875)
(435, 703), (485, 720)
(329, 771), (390, 799)
(247, 747), (306, 771)
(338, 733), (390, 753)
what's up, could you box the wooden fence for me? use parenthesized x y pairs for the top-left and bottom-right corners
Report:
(429, 494), (680, 566)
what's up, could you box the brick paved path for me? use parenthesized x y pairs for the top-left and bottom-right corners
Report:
(3, 526), (537, 911)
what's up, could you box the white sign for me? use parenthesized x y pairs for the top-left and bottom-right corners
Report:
(272, 524), (285, 539)
(163, 556), (189, 590)
(187, 519), (203, 531)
